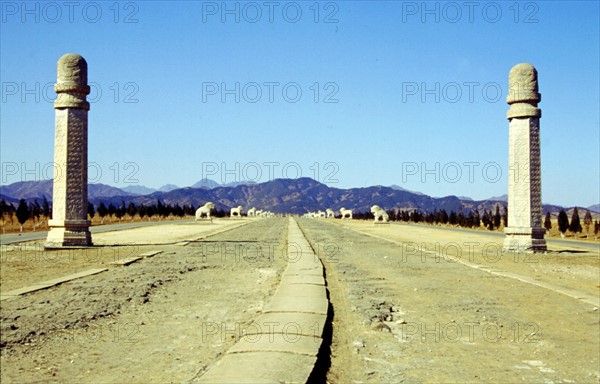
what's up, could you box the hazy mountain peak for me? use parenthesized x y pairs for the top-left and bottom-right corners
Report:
(587, 204), (600, 213)
(122, 185), (157, 195)
(158, 184), (179, 192)
(389, 184), (425, 195)
(487, 194), (508, 202)
(191, 179), (220, 189)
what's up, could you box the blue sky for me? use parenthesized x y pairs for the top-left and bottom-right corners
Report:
(1, 0), (598, 208)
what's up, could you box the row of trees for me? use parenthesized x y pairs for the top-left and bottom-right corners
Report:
(2, 198), (599, 238)
(87, 201), (237, 222)
(549, 208), (597, 238)
(353, 206), (508, 230)
(0, 199), (204, 232)
(351, 206), (599, 238)
(0, 197), (251, 233)
(86, 200), (196, 224)
(1, 197), (51, 232)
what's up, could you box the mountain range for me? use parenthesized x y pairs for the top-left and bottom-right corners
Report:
(120, 179), (256, 195)
(1, 178), (595, 216)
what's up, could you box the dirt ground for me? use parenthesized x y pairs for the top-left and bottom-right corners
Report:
(295, 218), (600, 383)
(1, 218), (289, 383)
(0, 219), (248, 292)
(1, 218), (598, 383)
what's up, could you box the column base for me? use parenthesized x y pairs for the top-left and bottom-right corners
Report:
(45, 220), (92, 248)
(503, 227), (546, 253)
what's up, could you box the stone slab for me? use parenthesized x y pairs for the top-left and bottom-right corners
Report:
(285, 261), (322, 267)
(110, 256), (143, 266)
(274, 283), (327, 298)
(284, 269), (323, 278)
(35, 278), (76, 286)
(282, 268), (324, 277)
(228, 333), (321, 356)
(0, 284), (55, 297)
(0, 268), (108, 301)
(29, 268), (107, 286)
(286, 262), (322, 271)
(245, 312), (327, 338)
(140, 250), (163, 257)
(264, 296), (329, 315)
(193, 351), (316, 383)
(281, 275), (325, 286)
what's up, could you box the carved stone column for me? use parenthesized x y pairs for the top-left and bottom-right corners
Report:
(503, 63), (547, 253)
(45, 53), (92, 248)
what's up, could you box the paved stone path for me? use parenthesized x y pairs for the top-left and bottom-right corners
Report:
(193, 217), (330, 383)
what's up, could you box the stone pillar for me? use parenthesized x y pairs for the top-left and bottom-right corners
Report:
(503, 63), (546, 253)
(45, 53), (92, 248)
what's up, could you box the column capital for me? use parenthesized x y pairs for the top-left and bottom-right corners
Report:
(507, 63), (541, 119)
(54, 53), (90, 111)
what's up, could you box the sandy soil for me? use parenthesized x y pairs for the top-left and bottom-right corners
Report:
(1, 218), (288, 383)
(333, 221), (600, 301)
(296, 218), (599, 383)
(0, 220), (247, 292)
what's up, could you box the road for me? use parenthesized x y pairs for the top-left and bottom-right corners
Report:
(0, 219), (195, 245)
(3, 220), (597, 252)
(296, 218), (600, 383)
(1, 217), (598, 383)
(376, 222), (600, 252)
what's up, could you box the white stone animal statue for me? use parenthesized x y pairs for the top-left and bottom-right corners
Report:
(195, 202), (215, 221)
(230, 205), (243, 217)
(371, 205), (389, 223)
(247, 207), (256, 216)
(326, 208), (335, 218)
(340, 207), (353, 219)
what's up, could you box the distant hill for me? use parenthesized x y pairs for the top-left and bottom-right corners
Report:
(0, 178), (580, 216)
(191, 179), (220, 189)
(121, 185), (157, 195)
(191, 179), (256, 190)
(587, 204), (600, 213)
(389, 184), (425, 196)
(0, 194), (18, 204)
(158, 184), (179, 192)
(112, 178), (497, 215)
(223, 181), (257, 188)
(0, 180), (133, 201)
(487, 194), (508, 202)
